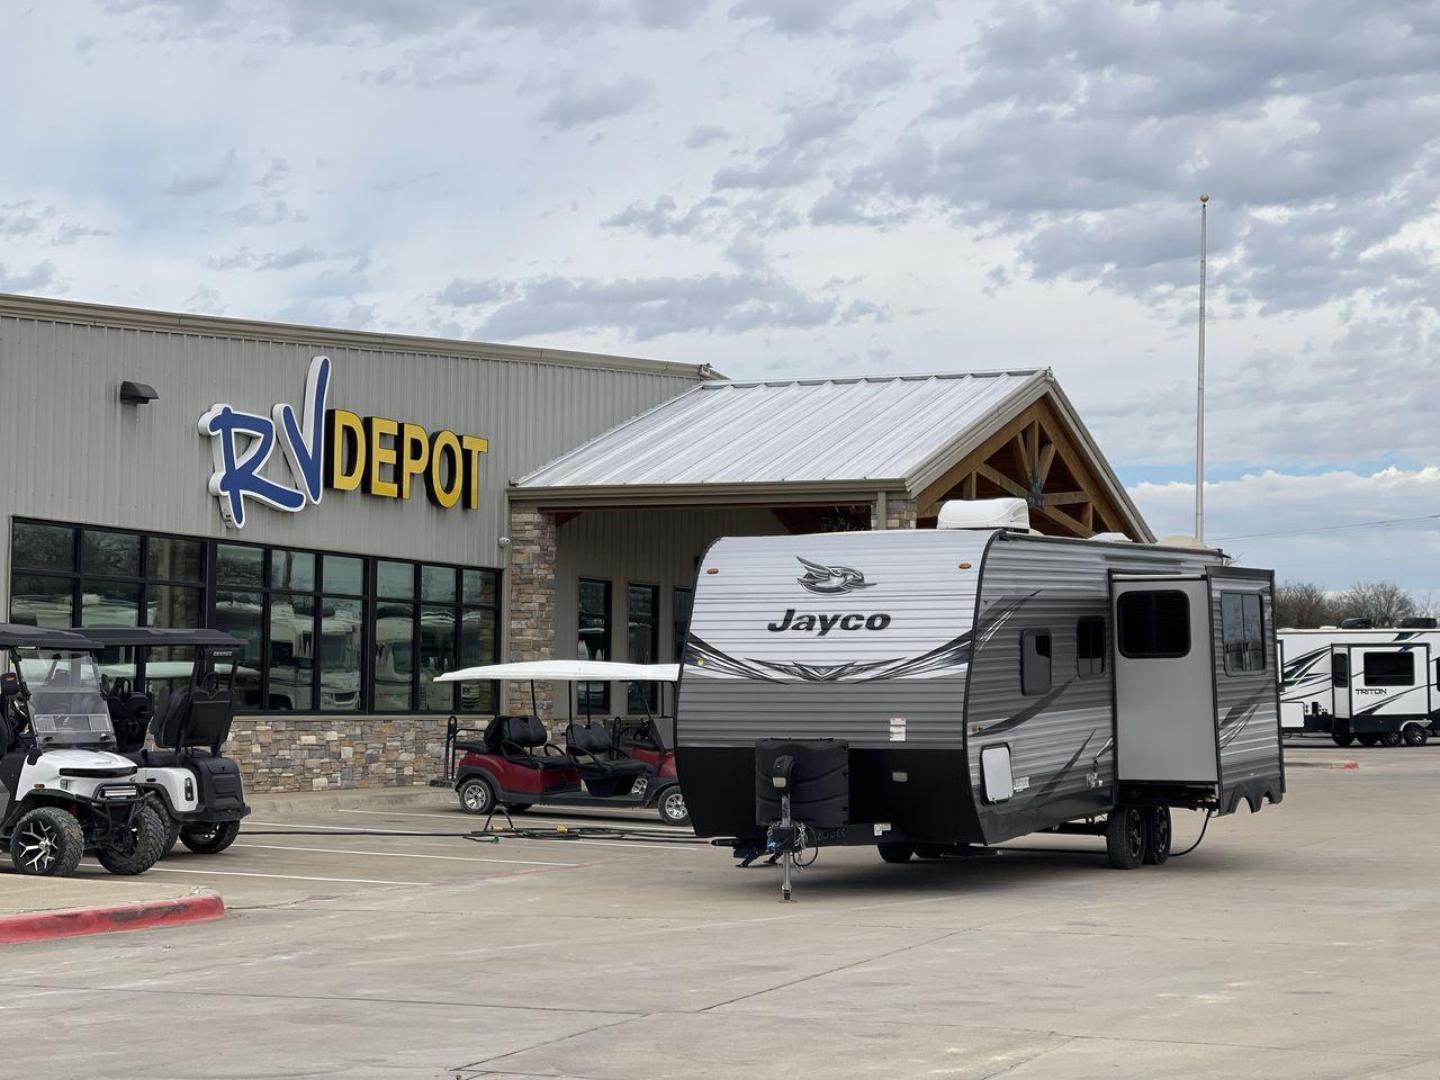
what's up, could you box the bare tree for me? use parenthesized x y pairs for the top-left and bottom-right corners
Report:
(1275, 581), (1335, 628)
(1333, 581), (1417, 627)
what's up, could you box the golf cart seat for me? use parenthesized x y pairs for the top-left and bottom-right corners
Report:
(565, 722), (648, 781)
(150, 681), (236, 755)
(104, 681), (152, 755)
(491, 715), (572, 770)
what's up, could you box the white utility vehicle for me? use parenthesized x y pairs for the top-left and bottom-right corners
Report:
(0, 624), (166, 876)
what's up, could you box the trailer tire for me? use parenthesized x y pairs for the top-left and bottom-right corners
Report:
(179, 820), (241, 855)
(1403, 723), (1428, 747)
(914, 844), (946, 859)
(1105, 805), (1145, 870)
(97, 803), (166, 875)
(9, 805), (85, 876)
(877, 842), (914, 864)
(1356, 734), (1379, 747)
(1331, 732), (1354, 747)
(1380, 731), (1403, 748)
(457, 777), (495, 816)
(1142, 806), (1171, 865)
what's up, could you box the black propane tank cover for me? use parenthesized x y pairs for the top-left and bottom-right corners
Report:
(754, 738), (849, 829)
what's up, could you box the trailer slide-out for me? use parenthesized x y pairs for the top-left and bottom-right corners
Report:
(674, 506), (1284, 881)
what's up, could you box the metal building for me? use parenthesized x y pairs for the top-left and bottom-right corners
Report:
(0, 293), (1150, 791)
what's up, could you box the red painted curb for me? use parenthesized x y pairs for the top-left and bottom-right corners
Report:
(0, 893), (226, 945)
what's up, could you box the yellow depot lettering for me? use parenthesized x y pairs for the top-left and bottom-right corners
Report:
(363, 416), (400, 498)
(325, 409), (366, 493)
(460, 434), (489, 510)
(399, 422), (430, 500)
(426, 429), (464, 509)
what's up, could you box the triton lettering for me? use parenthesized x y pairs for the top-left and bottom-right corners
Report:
(199, 356), (488, 527)
(767, 609), (893, 634)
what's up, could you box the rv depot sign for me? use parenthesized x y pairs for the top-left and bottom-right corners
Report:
(199, 356), (488, 528)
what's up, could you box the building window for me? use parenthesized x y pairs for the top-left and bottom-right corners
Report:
(1220, 592), (1266, 674)
(8, 519), (499, 716)
(627, 583), (659, 713)
(1076, 616), (1105, 678)
(1117, 590), (1190, 659)
(1364, 651), (1415, 687)
(673, 586), (693, 663)
(1021, 629), (1052, 696)
(577, 578), (612, 714)
(1332, 651), (1349, 688)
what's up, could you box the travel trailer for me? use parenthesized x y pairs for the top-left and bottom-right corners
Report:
(675, 500), (1284, 878)
(1280, 626), (1440, 746)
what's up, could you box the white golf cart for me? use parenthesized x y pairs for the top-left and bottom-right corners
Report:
(0, 623), (167, 877)
(89, 627), (251, 856)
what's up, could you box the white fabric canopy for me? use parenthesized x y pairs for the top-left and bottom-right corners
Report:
(434, 659), (680, 684)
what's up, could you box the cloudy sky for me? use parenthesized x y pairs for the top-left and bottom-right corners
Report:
(4, 0), (1439, 593)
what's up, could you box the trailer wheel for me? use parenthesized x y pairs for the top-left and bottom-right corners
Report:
(914, 844), (946, 859)
(1380, 731), (1403, 748)
(179, 820), (241, 855)
(9, 805), (85, 877)
(457, 777), (495, 815)
(877, 842), (914, 864)
(1331, 732), (1354, 747)
(1356, 734), (1379, 747)
(1105, 806), (1145, 870)
(1403, 724), (1428, 747)
(98, 803), (166, 875)
(1142, 806), (1171, 865)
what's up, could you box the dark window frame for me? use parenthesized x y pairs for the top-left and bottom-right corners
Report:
(1364, 650), (1416, 687)
(577, 577), (613, 714)
(1020, 628), (1053, 696)
(1076, 616), (1106, 678)
(627, 582), (660, 713)
(1117, 590), (1191, 660)
(673, 586), (694, 664)
(1220, 591), (1266, 675)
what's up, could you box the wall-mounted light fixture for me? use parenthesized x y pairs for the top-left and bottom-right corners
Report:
(119, 380), (158, 405)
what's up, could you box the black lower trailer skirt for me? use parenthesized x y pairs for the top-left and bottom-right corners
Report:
(678, 745), (984, 847)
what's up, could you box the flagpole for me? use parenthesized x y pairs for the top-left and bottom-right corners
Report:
(1195, 193), (1208, 544)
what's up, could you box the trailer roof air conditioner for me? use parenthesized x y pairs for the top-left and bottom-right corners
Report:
(936, 498), (1032, 532)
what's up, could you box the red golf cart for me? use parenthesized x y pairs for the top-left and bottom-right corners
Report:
(433, 661), (688, 827)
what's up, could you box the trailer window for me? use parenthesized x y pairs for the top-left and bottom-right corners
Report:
(1076, 617), (1105, 678)
(1332, 652), (1349, 688)
(1220, 592), (1266, 674)
(1021, 629), (1052, 695)
(1117, 591), (1190, 659)
(1364, 651), (1415, 687)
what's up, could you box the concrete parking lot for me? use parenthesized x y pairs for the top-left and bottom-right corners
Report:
(2, 743), (1439, 1079)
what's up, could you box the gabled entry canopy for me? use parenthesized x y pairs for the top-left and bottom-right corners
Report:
(514, 369), (1152, 542)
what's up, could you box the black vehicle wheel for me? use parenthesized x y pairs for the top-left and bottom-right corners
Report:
(1403, 724), (1429, 747)
(98, 804), (167, 875)
(1380, 731), (1403, 748)
(148, 797), (180, 856)
(878, 842), (914, 864)
(457, 777), (495, 815)
(1105, 805), (1146, 870)
(1356, 734), (1379, 747)
(179, 819), (241, 855)
(914, 844), (947, 859)
(506, 803), (533, 813)
(10, 805), (85, 877)
(657, 788), (691, 828)
(1331, 732), (1355, 747)
(1142, 806), (1171, 866)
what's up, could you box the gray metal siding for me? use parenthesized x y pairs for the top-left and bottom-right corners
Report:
(966, 536), (1222, 843)
(1211, 579), (1284, 792)
(677, 529), (991, 749)
(0, 314), (697, 593)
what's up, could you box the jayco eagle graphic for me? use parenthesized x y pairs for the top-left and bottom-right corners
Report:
(796, 557), (874, 595)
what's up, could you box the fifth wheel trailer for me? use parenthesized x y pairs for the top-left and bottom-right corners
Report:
(674, 509), (1284, 876)
(1279, 627), (1440, 747)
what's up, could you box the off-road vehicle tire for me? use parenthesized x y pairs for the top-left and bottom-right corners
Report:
(10, 805), (85, 877)
(148, 797), (181, 856)
(179, 820), (241, 855)
(97, 803), (167, 875)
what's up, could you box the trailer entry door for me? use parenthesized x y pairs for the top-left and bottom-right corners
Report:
(1112, 577), (1218, 784)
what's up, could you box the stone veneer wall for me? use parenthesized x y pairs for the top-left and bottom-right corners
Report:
(229, 716), (450, 793)
(873, 495), (918, 530)
(506, 505), (558, 720)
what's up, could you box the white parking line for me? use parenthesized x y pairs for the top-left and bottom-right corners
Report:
(81, 864), (430, 886)
(233, 843), (575, 867)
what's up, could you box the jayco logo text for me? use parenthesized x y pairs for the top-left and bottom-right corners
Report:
(199, 356), (488, 528)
